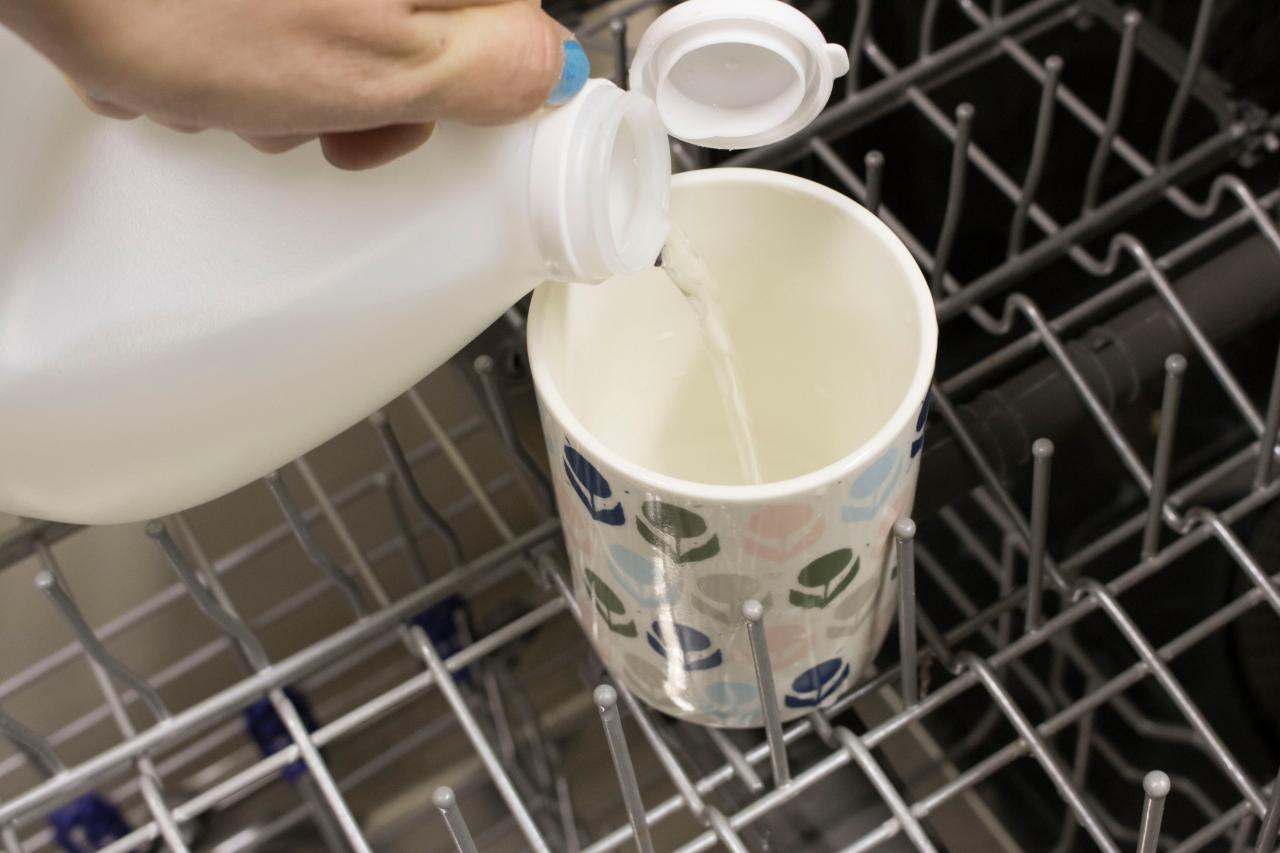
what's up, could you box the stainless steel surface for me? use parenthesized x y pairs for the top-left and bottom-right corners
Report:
(2, 0), (1279, 850)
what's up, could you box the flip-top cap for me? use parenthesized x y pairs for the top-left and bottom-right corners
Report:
(629, 0), (850, 150)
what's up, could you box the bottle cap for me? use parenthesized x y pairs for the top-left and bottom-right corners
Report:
(629, 0), (850, 150)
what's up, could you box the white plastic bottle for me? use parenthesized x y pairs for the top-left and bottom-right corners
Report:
(0, 0), (848, 524)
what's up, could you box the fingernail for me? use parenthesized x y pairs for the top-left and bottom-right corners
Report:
(547, 38), (589, 106)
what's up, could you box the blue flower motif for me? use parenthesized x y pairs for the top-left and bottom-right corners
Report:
(608, 544), (680, 608)
(563, 446), (624, 525)
(911, 393), (930, 459)
(842, 447), (902, 522)
(784, 657), (851, 708)
(646, 621), (723, 671)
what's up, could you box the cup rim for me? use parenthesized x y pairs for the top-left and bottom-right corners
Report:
(528, 166), (938, 506)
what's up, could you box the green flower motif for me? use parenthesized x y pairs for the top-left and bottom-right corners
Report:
(584, 569), (637, 637)
(789, 549), (861, 609)
(636, 500), (720, 564)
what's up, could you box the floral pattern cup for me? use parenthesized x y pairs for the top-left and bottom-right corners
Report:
(528, 169), (937, 726)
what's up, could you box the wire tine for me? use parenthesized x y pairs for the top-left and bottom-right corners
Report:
(1233, 816), (1258, 853)
(146, 521), (270, 670)
(594, 685), (656, 853)
(1137, 770), (1170, 853)
(473, 355), (555, 512)
(369, 411), (465, 568)
(407, 387), (516, 541)
(704, 729), (765, 794)
(991, 0), (1004, 19)
(864, 151), (885, 216)
(1077, 580), (1265, 813)
(1156, 0), (1215, 165)
(264, 471), (369, 617)
(894, 520), (920, 705)
(960, 653), (1120, 853)
(433, 786), (480, 853)
(834, 727), (939, 852)
(411, 624), (551, 853)
(998, 534), (1017, 649)
(1026, 439), (1054, 631)
(0, 708), (63, 779)
(932, 103), (974, 297)
(919, 0), (941, 58)
(915, 605), (957, 673)
(1255, 341), (1280, 490)
(1253, 769), (1280, 853)
(1082, 11), (1141, 213)
(742, 599), (791, 787)
(846, 0), (872, 96)
(1, 824), (19, 853)
(611, 17), (629, 90)
(33, 550), (170, 722)
(1008, 56), (1063, 258)
(1142, 356), (1187, 559)
(376, 473), (432, 587)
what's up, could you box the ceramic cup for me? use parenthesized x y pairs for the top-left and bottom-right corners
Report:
(528, 168), (936, 726)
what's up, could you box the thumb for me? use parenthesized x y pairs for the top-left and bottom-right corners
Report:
(403, 2), (589, 125)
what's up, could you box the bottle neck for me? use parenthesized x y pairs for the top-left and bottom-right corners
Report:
(529, 80), (672, 283)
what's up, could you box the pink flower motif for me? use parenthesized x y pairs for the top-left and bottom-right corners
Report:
(743, 504), (825, 563)
(765, 622), (815, 669)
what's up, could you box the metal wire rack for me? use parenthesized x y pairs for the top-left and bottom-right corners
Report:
(2, 0), (1280, 850)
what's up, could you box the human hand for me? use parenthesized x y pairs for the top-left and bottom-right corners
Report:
(0, 0), (590, 168)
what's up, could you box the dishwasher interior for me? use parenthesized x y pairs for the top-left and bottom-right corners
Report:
(2, 0), (1280, 850)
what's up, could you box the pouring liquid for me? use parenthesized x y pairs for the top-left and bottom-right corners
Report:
(661, 226), (764, 485)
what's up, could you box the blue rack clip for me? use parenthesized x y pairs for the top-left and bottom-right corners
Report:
(49, 792), (133, 853)
(243, 686), (318, 783)
(410, 595), (473, 684)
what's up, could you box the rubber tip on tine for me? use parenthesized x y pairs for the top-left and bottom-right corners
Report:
(432, 786), (456, 810)
(1122, 9), (1142, 27)
(865, 150), (884, 168)
(956, 103), (976, 122)
(368, 410), (388, 427)
(1143, 770), (1171, 798)
(741, 599), (764, 623)
(1165, 354), (1188, 375)
(1045, 55), (1064, 74)
(894, 518), (917, 540)
(34, 570), (55, 592)
(1032, 438), (1055, 459)
(594, 684), (618, 710)
(473, 355), (495, 374)
(373, 472), (391, 489)
(144, 520), (165, 539)
(263, 470), (281, 485)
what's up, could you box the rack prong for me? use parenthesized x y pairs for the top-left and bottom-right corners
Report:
(1082, 11), (1140, 213)
(611, 17), (629, 90)
(1156, 0), (1214, 165)
(1008, 56), (1063, 258)
(1256, 768), (1280, 853)
(0, 709), (63, 779)
(594, 685), (656, 853)
(433, 786), (480, 853)
(368, 410), (465, 568)
(846, 0), (872, 96)
(1255, 341), (1280, 490)
(264, 470), (369, 617)
(1025, 439), (1054, 631)
(1137, 770), (1170, 853)
(376, 473), (432, 587)
(473, 354), (554, 512)
(704, 728), (765, 794)
(919, 0), (941, 58)
(864, 150), (885, 216)
(894, 519), (920, 706)
(33, 561), (170, 723)
(1143, 355), (1187, 559)
(932, 103), (974, 297)
(742, 599), (791, 787)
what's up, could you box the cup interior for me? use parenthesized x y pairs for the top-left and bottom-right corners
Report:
(530, 168), (933, 492)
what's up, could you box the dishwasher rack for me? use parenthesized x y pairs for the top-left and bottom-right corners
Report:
(2, 0), (1280, 851)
